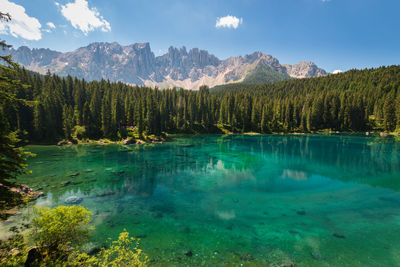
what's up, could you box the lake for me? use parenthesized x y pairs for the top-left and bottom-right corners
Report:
(8, 135), (400, 266)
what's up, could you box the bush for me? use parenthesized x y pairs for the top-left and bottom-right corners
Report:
(0, 234), (26, 266)
(2, 205), (148, 266)
(95, 229), (148, 267)
(72, 125), (86, 140)
(31, 205), (92, 256)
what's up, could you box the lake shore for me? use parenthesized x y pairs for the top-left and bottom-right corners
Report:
(0, 183), (42, 221)
(26, 130), (400, 147)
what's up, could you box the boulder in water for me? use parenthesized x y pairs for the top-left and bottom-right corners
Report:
(296, 210), (306, 216)
(333, 233), (345, 239)
(57, 140), (72, 146)
(185, 250), (193, 257)
(64, 196), (83, 205)
(61, 181), (71, 187)
(122, 138), (135, 145)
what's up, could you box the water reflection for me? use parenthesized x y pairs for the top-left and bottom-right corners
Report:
(19, 134), (400, 201)
(281, 169), (309, 181)
(10, 134), (400, 266)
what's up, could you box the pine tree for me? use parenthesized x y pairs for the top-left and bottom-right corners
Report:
(396, 94), (400, 131)
(0, 16), (31, 184)
(101, 90), (112, 138)
(383, 93), (396, 132)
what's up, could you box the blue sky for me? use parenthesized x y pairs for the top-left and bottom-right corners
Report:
(0, 0), (399, 72)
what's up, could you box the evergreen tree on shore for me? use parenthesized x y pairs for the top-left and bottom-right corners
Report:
(1, 62), (400, 142)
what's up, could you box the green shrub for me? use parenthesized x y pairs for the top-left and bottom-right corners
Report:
(95, 229), (148, 267)
(2, 205), (148, 266)
(0, 234), (27, 266)
(72, 125), (86, 140)
(31, 205), (92, 256)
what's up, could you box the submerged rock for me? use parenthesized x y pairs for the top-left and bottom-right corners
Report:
(311, 250), (323, 260)
(2, 219), (15, 225)
(96, 191), (115, 197)
(180, 144), (194, 148)
(61, 181), (71, 187)
(64, 196), (83, 205)
(297, 210), (306, 216)
(333, 233), (346, 239)
(4, 208), (20, 217)
(185, 250), (193, 257)
(112, 170), (125, 176)
(7, 184), (43, 202)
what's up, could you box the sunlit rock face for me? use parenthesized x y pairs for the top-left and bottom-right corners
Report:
(3, 42), (326, 89)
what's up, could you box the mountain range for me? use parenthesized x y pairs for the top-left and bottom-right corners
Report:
(3, 42), (327, 89)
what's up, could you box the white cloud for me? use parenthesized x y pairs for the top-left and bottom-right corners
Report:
(59, 0), (111, 35)
(0, 0), (42, 40)
(46, 22), (56, 29)
(333, 70), (343, 74)
(216, 15), (243, 29)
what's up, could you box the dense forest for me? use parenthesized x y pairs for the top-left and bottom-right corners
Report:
(2, 65), (400, 142)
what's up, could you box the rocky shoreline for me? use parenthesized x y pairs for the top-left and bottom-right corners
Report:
(0, 183), (43, 221)
(56, 136), (168, 146)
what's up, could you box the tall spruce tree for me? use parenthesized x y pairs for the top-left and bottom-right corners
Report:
(0, 13), (32, 184)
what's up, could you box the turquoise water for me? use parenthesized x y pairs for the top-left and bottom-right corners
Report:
(9, 135), (400, 266)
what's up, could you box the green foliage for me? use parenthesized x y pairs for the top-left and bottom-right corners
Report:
(243, 64), (290, 84)
(1, 205), (148, 266)
(383, 92), (396, 132)
(2, 62), (400, 140)
(0, 233), (27, 266)
(95, 229), (148, 267)
(31, 205), (92, 256)
(0, 119), (32, 184)
(72, 125), (86, 140)
(0, 39), (33, 184)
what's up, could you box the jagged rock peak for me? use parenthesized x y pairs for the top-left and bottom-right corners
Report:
(4, 42), (327, 89)
(284, 61), (327, 78)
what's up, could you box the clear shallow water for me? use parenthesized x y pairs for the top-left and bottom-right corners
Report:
(7, 135), (400, 266)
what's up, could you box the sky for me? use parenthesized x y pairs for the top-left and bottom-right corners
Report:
(0, 0), (399, 73)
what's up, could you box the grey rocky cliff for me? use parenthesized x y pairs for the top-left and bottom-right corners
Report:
(3, 42), (327, 89)
(283, 61), (327, 78)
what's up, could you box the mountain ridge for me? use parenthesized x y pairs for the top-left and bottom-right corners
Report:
(3, 42), (327, 89)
